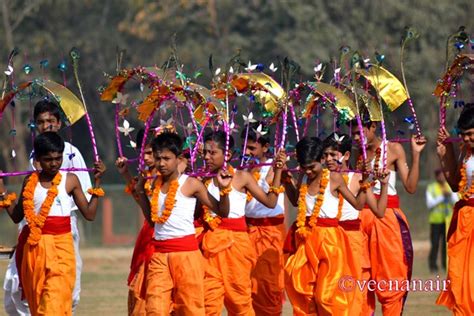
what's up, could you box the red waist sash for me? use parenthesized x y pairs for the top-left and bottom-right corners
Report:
(283, 216), (339, 254)
(339, 219), (361, 231)
(364, 194), (400, 209)
(447, 198), (474, 241)
(127, 221), (154, 286)
(246, 215), (285, 227)
(16, 216), (71, 298)
(218, 217), (248, 231)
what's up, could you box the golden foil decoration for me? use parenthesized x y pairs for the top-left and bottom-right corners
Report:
(41, 80), (86, 125)
(305, 82), (357, 119)
(355, 88), (382, 121)
(236, 73), (286, 115)
(356, 65), (408, 111)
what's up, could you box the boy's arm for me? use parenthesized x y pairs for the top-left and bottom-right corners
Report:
(244, 150), (286, 208)
(70, 160), (106, 221)
(395, 136), (426, 194)
(437, 126), (460, 191)
(187, 175), (230, 218)
(0, 176), (26, 223)
(333, 172), (367, 210)
(283, 170), (299, 207)
(135, 173), (153, 226)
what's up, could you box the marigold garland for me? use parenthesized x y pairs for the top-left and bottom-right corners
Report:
(23, 172), (62, 246)
(296, 168), (330, 238)
(269, 185), (285, 194)
(87, 187), (105, 197)
(202, 165), (235, 230)
(150, 177), (179, 224)
(0, 193), (17, 208)
(459, 151), (474, 200)
(203, 179), (222, 230)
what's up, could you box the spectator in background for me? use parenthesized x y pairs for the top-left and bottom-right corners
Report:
(425, 169), (458, 273)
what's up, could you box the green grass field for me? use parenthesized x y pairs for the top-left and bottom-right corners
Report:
(0, 241), (450, 315)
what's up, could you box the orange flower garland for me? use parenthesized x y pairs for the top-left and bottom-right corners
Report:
(459, 152), (474, 200)
(203, 179), (222, 230)
(87, 187), (105, 197)
(150, 177), (179, 224)
(0, 193), (17, 208)
(23, 172), (62, 246)
(296, 168), (330, 238)
(202, 165), (235, 230)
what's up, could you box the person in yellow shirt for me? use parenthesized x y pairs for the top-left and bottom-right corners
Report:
(425, 169), (458, 273)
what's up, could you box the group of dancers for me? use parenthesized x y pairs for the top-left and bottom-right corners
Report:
(0, 97), (473, 316)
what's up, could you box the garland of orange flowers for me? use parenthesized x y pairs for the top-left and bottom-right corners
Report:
(202, 165), (235, 230)
(459, 151), (474, 200)
(150, 176), (179, 224)
(0, 193), (17, 208)
(87, 187), (105, 197)
(296, 168), (330, 238)
(246, 171), (261, 201)
(337, 174), (349, 216)
(125, 171), (153, 196)
(23, 172), (62, 245)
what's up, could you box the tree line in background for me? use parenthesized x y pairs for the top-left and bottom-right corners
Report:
(0, 0), (472, 182)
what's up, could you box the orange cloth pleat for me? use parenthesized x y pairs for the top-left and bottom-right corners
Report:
(344, 230), (364, 315)
(248, 222), (285, 316)
(21, 232), (75, 316)
(436, 204), (474, 315)
(284, 226), (356, 316)
(145, 250), (205, 316)
(360, 207), (411, 316)
(128, 263), (146, 316)
(201, 228), (257, 316)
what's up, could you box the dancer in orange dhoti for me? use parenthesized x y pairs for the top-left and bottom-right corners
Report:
(116, 128), (158, 316)
(283, 137), (369, 315)
(0, 132), (106, 316)
(322, 133), (389, 315)
(436, 106), (474, 315)
(240, 123), (286, 315)
(134, 132), (231, 316)
(200, 131), (285, 316)
(351, 118), (426, 315)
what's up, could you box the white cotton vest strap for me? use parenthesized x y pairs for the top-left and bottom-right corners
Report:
(466, 155), (474, 199)
(340, 172), (360, 221)
(245, 160), (285, 218)
(303, 174), (340, 219)
(208, 179), (247, 218)
(153, 174), (197, 240)
(34, 172), (74, 217)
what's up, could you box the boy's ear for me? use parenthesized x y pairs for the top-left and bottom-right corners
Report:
(225, 150), (233, 162)
(262, 143), (270, 153)
(343, 151), (351, 161)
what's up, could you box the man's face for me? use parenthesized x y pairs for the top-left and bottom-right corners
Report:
(300, 160), (323, 180)
(203, 140), (226, 172)
(35, 112), (61, 133)
(460, 128), (474, 149)
(244, 140), (268, 160)
(143, 145), (155, 169)
(351, 123), (375, 145)
(154, 149), (179, 177)
(36, 151), (63, 175)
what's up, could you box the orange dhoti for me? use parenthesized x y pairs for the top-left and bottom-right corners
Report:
(284, 219), (357, 316)
(16, 216), (76, 316)
(247, 216), (285, 316)
(128, 221), (154, 316)
(360, 195), (413, 316)
(436, 199), (474, 315)
(201, 217), (257, 316)
(339, 219), (364, 315)
(145, 235), (205, 316)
